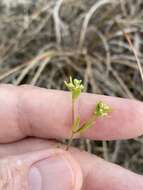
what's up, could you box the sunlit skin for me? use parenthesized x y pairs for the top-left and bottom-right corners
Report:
(0, 84), (143, 189)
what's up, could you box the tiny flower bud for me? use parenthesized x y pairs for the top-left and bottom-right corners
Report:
(94, 101), (112, 117)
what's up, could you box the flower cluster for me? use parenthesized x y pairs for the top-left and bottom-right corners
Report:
(64, 77), (84, 100)
(94, 101), (112, 117)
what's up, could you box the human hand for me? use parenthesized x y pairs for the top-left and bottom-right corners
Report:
(0, 85), (143, 190)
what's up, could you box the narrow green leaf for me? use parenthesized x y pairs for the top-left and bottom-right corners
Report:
(75, 120), (93, 134)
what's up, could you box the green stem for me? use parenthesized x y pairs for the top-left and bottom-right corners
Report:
(66, 97), (75, 151)
(72, 98), (74, 124)
(74, 115), (97, 133)
(66, 131), (74, 151)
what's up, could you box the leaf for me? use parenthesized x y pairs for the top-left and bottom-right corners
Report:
(75, 120), (93, 134)
(72, 116), (80, 132)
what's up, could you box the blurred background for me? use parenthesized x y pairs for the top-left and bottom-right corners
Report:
(0, 0), (143, 174)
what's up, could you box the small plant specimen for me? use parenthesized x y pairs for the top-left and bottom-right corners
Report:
(65, 77), (112, 150)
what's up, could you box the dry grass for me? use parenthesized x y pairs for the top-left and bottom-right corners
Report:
(0, 0), (143, 174)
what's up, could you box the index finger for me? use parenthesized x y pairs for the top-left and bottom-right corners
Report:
(0, 85), (143, 143)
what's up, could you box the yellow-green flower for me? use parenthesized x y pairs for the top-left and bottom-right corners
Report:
(94, 101), (112, 117)
(64, 76), (84, 100)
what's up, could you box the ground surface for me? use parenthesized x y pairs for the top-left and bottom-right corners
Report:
(0, 0), (143, 174)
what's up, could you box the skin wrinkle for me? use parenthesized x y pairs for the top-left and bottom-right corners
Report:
(16, 88), (27, 138)
(0, 84), (23, 143)
(82, 166), (90, 190)
(18, 85), (36, 137)
(0, 157), (28, 190)
(17, 85), (49, 137)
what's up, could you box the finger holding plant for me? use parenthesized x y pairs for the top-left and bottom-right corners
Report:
(64, 77), (112, 150)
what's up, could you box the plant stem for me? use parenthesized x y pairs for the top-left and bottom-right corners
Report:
(66, 98), (75, 151)
(72, 98), (74, 123)
(75, 115), (97, 133)
(66, 131), (74, 151)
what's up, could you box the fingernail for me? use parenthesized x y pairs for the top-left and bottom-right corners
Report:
(28, 155), (74, 190)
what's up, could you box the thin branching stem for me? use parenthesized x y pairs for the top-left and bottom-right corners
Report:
(72, 98), (74, 124)
(65, 77), (111, 151)
(66, 131), (74, 151)
(66, 98), (75, 150)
